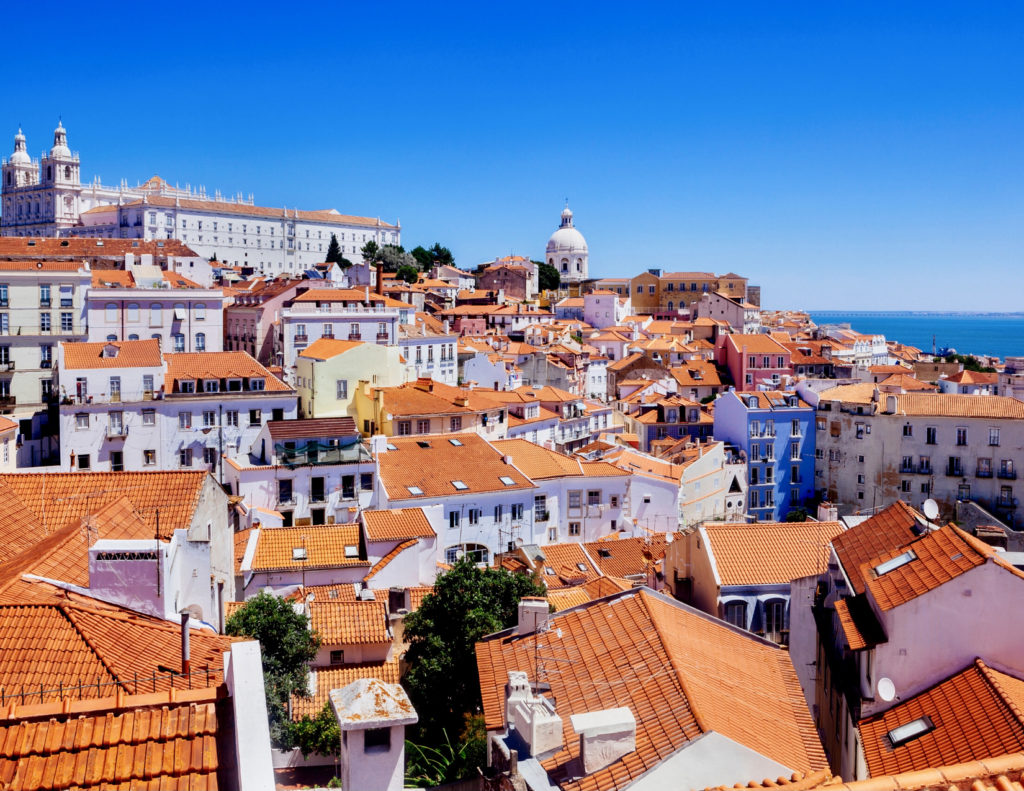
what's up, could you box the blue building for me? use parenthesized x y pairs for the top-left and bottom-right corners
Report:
(712, 389), (816, 520)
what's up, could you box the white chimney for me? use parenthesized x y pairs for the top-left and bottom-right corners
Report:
(517, 597), (549, 635)
(506, 671), (563, 757)
(570, 707), (637, 775)
(817, 501), (839, 522)
(369, 434), (389, 455)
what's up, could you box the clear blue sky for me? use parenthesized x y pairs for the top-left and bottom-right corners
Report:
(5, 2), (1023, 310)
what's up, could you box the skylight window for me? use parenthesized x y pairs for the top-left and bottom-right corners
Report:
(292, 548), (307, 561)
(386, 443), (397, 451)
(448, 438), (463, 446)
(344, 545), (359, 558)
(451, 480), (469, 491)
(887, 717), (935, 748)
(499, 476), (516, 486)
(417, 440), (431, 449)
(407, 486), (424, 496)
(598, 549), (612, 558)
(576, 563), (587, 572)
(545, 566), (555, 575)
(873, 549), (918, 577)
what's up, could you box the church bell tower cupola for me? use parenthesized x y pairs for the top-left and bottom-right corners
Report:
(3, 128), (38, 192)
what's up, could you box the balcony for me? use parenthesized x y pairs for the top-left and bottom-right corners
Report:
(0, 396), (14, 407)
(293, 334), (308, 345)
(40, 299), (50, 308)
(106, 425), (128, 440)
(945, 466), (963, 477)
(40, 360), (51, 369)
(998, 469), (1018, 480)
(376, 332), (389, 341)
(976, 467), (993, 479)
(277, 495), (296, 507)
(275, 440), (371, 467)
(996, 496), (1018, 509)
(348, 332), (362, 341)
(310, 494), (327, 504)
(0, 361), (13, 372)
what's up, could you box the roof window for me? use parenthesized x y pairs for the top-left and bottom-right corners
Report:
(598, 549), (612, 558)
(448, 438), (463, 446)
(887, 716), (935, 748)
(452, 480), (469, 491)
(344, 545), (359, 558)
(406, 486), (424, 496)
(417, 440), (431, 448)
(499, 476), (516, 486)
(873, 549), (918, 577)
(292, 547), (307, 561)
(545, 566), (555, 575)
(386, 443), (397, 451)
(576, 563), (587, 572)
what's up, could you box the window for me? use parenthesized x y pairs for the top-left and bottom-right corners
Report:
(203, 447), (217, 465)
(569, 522), (581, 537)
(750, 443), (760, 461)
(173, 333), (185, 352)
(790, 442), (800, 460)
(416, 419), (430, 434)
(947, 456), (963, 476)
(126, 303), (139, 322)
(249, 409), (261, 426)
(587, 490), (601, 506)
(104, 303), (117, 323)
(990, 428), (1000, 446)
(149, 303), (162, 325)
(195, 303), (206, 320)
(534, 495), (547, 521)
(39, 284), (50, 307)
(361, 473), (373, 491)
(195, 332), (206, 351)
(179, 449), (193, 467)
(887, 717), (935, 748)
(225, 411), (239, 427)
(926, 426), (937, 445)
(449, 511), (460, 529)
(723, 601), (747, 628)
(764, 599), (786, 643)
(203, 410), (217, 427)
(855, 423), (865, 439)
(903, 423), (913, 437)
(901, 480), (911, 492)
(791, 419), (800, 437)
(874, 550), (917, 576)
(61, 312), (73, 332)
(511, 503), (524, 521)
(77, 454), (90, 470)
(178, 412), (192, 429)
(142, 408), (155, 426)
(329, 650), (345, 666)
(397, 421), (411, 435)
(467, 508), (481, 525)
(450, 416), (462, 432)
(336, 380), (348, 399)
(956, 427), (968, 446)
(75, 413), (89, 430)
(204, 380), (218, 393)
(143, 449), (156, 465)
(40, 313), (51, 332)
(494, 504), (504, 521)
(568, 491), (582, 509)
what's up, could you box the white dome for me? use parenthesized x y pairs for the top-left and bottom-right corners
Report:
(546, 225), (588, 254)
(9, 129), (30, 165)
(50, 121), (71, 158)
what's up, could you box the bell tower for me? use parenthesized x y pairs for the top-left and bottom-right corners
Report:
(40, 121), (81, 230)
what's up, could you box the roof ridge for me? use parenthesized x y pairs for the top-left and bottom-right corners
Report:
(54, 603), (127, 692)
(363, 539), (418, 582)
(976, 659), (1024, 734)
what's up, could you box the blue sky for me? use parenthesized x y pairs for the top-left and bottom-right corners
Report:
(5, 2), (1023, 310)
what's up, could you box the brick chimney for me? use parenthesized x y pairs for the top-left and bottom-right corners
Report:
(376, 262), (384, 295)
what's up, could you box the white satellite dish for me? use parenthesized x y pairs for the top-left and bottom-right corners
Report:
(923, 499), (939, 522)
(877, 677), (896, 703)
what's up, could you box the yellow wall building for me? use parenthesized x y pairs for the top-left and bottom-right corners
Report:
(296, 338), (406, 420)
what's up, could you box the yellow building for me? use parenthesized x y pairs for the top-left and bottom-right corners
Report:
(296, 338), (405, 420)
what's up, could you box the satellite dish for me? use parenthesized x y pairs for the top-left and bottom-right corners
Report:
(455, 549), (465, 560)
(923, 499), (939, 521)
(877, 677), (896, 703)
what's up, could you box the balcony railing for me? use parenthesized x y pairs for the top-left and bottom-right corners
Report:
(0, 396), (14, 407)
(996, 496), (1018, 508)
(277, 495), (296, 506)
(349, 333), (362, 341)
(40, 360), (52, 369)
(293, 334), (308, 344)
(106, 425), (129, 440)
(376, 332), (389, 341)
(946, 466), (963, 477)
(998, 470), (1017, 480)
(976, 468), (993, 478)
(0, 361), (13, 372)
(275, 440), (371, 467)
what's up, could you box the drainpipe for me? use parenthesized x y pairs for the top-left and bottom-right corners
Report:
(180, 612), (191, 676)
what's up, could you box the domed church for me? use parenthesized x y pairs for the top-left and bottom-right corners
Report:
(545, 203), (588, 283)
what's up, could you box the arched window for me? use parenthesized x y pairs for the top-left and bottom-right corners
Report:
(723, 600), (747, 629)
(126, 303), (139, 322)
(46, 166), (52, 180)
(106, 334), (117, 342)
(667, 301), (673, 311)
(105, 303), (117, 323)
(64, 165), (71, 179)
(149, 303), (162, 325)
(173, 333), (185, 352)
(128, 334), (139, 341)
(195, 332), (206, 351)
(194, 303), (206, 320)
(151, 333), (162, 344)
(444, 543), (489, 565)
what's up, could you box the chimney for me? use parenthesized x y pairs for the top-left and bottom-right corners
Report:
(376, 262), (384, 295)
(505, 671), (563, 756)
(369, 434), (389, 455)
(570, 708), (637, 775)
(517, 597), (549, 635)
(885, 394), (897, 414)
(817, 501), (839, 522)
(364, 285), (370, 305)
(180, 612), (191, 675)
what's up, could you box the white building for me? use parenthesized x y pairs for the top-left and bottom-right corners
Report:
(58, 341), (297, 475)
(397, 316), (459, 385)
(583, 290), (629, 330)
(88, 266), (225, 354)
(546, 204), (589, 284)
(2, 124), (400, 274)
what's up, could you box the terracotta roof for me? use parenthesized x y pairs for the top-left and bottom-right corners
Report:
(248, 525), (367, 571)
(831, 501), (926, 595)
(878, 373), (937, 391)
(363, 539), (418, 581)
(547, 576), (634, 611)
(362, 508), (435, 542)
(700, 521), (846, 586)
(61, 339), (163, 370)
(861, 526), (996, 612)
(583, 535), (671, 580)
(375, 379), (501, 417)
(296, 337), (365, 359)
(377, 433), (535, 500)
(859, 660), (1024, 777)
(290, 660), (401, 720)
(266, 417), (357, 440)
(945, 370), (999, 385)
(476, 589), (827, 791)
(817, 383), (878, 405)
(165, 351), (291, 392)
(808, 752), (1024, 791)
(0, 689), (221, 790)
(531, 543), (603, 590)
(310, 600), (390, 645)
(0, 238), (198, 259)
(490, 439), (583, 479)
(891, 394), (1024, 419)
(725, 333), (790, 355)
(407, 586), (434, 612)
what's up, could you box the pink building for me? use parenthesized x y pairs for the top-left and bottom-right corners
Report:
(716, 333), (792, 391)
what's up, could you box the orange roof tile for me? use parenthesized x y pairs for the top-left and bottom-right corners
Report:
(584, 535), (671, 580)
(831, 501), (926, 595)
(490, 439), (583, 479)
(165, 351), (291, 392)
(476, 589), (826, 791)
(61, 339), (163, 370)
(859, 660), (1024, 777)
(290, 660), (401, 720)
(310, 600), (390, 645)
(363, 539), (419, 581)
(249, 525), (367, 572)
(362, 508), (435, 542)
(377, 433), (535, 500)
(296, 337), (365, 359)
(891, 394), (1024, 419)
(0, 690), (221, 790)
(530, 543), (602, 590)
(700, 521), (846, 586)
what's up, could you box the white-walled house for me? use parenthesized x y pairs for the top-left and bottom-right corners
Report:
(58, 341), (296, 475)
(583, 290), (630, 330)
(87, 265), (225, 354)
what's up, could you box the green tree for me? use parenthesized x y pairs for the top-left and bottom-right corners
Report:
(402, 559), (546, 743)
(537, 261), (560, 291)
(360, 239), (381, 267)
(785, 507), (809, 522)
(943, 352), (996, 373)
(291, 701), (340, 757)
(225, 592), (321, 747)
(380, 244), (418, 273)
(325, 233), (344, 265)
(396, 264), (420, 284)
(427, 242), (455, 268)
(410, 245), (434, 270)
